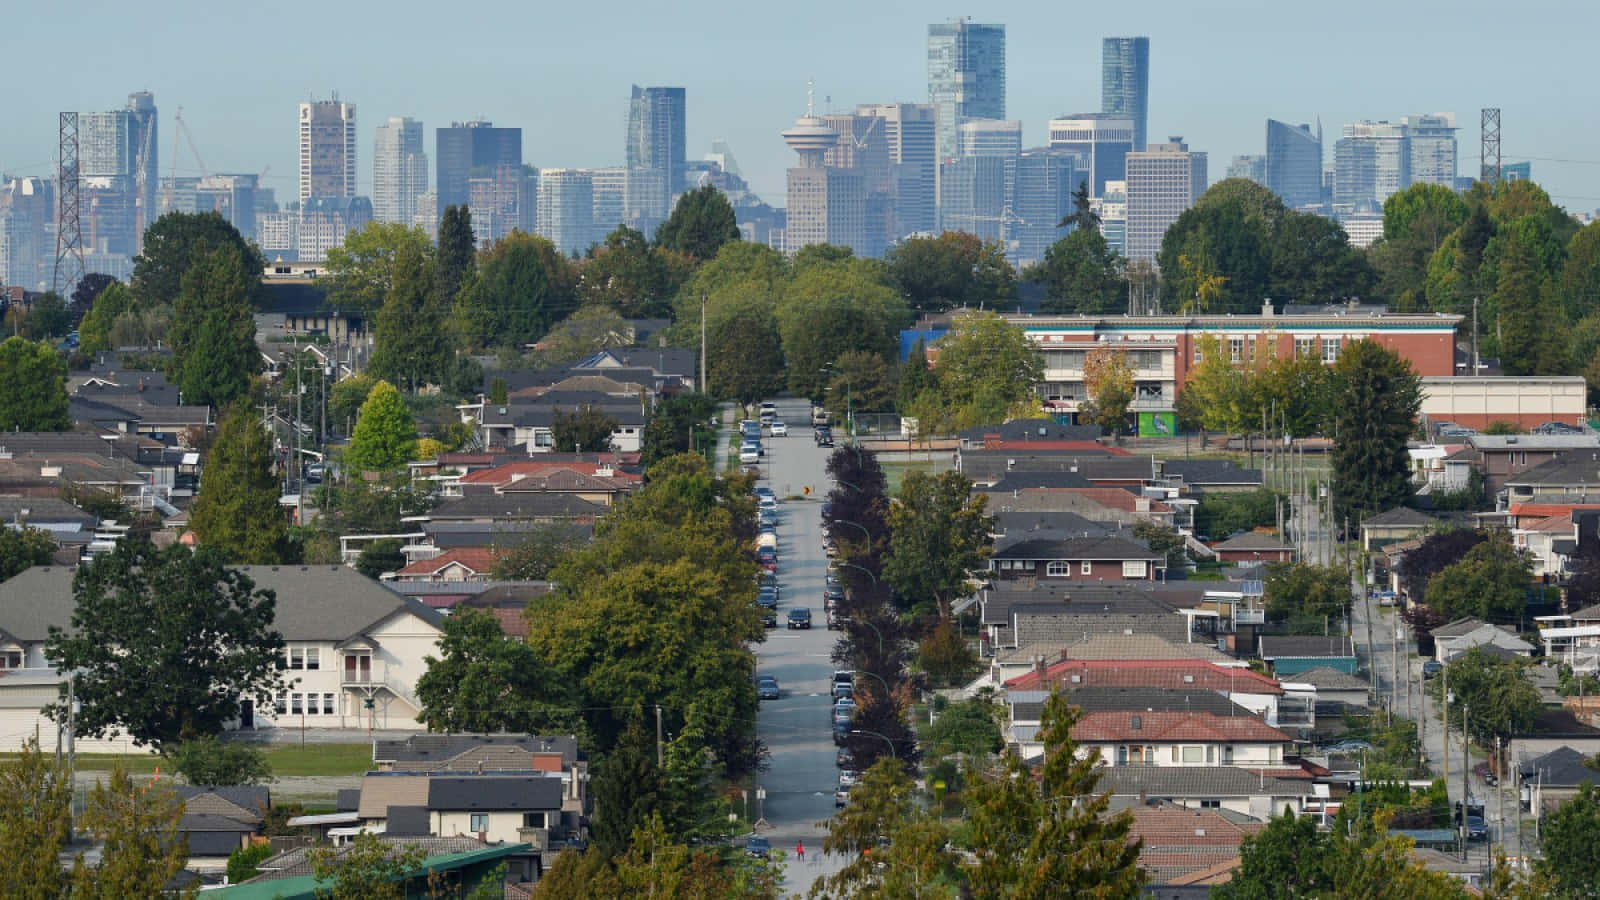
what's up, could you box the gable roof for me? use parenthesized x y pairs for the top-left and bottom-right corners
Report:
(1518, 745), (1599, 787)
(1070, 709), (1290, 743)
(427, 493), (607, 521)
(992, 534), (1160, 562)
(395, 548), (501, 578)
(992, 511), (1120, 538)
(1211, 532), (1292, 552)
(984, 470), (1095, 492)
(1429, 617), (1491, 639)
(373, 733), (580, 768)
(995, 633), (1230, 665)
(1160, 459), (1263, 487)
(1290, 666), (1370, 691)
(456, 460), (641, 487)
(1362, 506), (1438, 527)
(428, 774), (565, 811)
(1005, 659), (1281, 695)
(1257, 635), (1356, 660)
(1100, 766), (1315, 798)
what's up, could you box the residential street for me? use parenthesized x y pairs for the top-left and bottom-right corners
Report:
(746, 399), (851, 895)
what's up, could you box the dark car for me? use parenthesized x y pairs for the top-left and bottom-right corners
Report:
(1422, 660), (1443, 679)
(757, 588), (778, 609)
(787, 608), (811, 629)
(824, 587), (845, 609)
(762, 608), (778, 628)
(834, 784), (851, 808)
(833, 720), (851, 745)
(821, 502), (833, 518)
(745, 835), (771, 858)
(757, 675), (780, 700)
(1466, 815), (1488, 842)
(837, 748), (855, 769)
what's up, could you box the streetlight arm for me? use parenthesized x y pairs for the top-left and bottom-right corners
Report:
(849, 728), (897, 759)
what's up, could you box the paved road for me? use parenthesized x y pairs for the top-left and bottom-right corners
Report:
(745, 399), (852, 896)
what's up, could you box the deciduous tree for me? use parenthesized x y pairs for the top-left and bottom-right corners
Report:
(370, 240), (451, 390)
(1431, 647), (1540, 749)
(0, 336), (70, 431)
(345, 380), (418, 473)
(1423, 536), (1533, 623)
(705, 295), (785, 406)
(1264, 563), (1352, 633)
(1536, 782), (1600, 898)
(44, 538), (285, 749)
(910, 311), (1043, 432)
(0, 524), (56, 580)
(885, 231), (1017, 313)
(1080, 346), (1135, 435)
(491, 523), (588, 580)
(132, 211), (264, 306)
(655, 185), (739, 260)
(775, 261), (909, 399)
(189, 405), (289, 564)
(884, 471), (991, 617)
(307, 832), (426, 900)
(824, 349), (896, 418)
(451, 231), (578, 351)
(416, 609), (581, 736)
(27, 291), (71, 338)
(168, 737), (273, 786)
(324, 221), (435, 311)
(1035, 227), (1126, 314)
(552, 404), (619, 452)
(580, 225), (684, 318)
(77, 282), (136, 354)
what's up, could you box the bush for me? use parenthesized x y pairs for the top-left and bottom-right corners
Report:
(168, 737), (274, 786)
(1193, 488), (1280, 539)
(227, 842), (275, 883)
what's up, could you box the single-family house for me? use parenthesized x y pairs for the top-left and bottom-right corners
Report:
(1473, 436), (1600, 500)
(1124, 805), (1264, 889)
(1290, 666), (1371, 709)
(1360, 506), (1439, 551)
(1004, 659), (1284, 725)
(177, 785), (269, 874)
(392, 548), (502, 583)
(1431, 617), (1534, 662)
(1257, 635), (1358, 677)
(1065, 708), (1294, 769)
(1513, 515), (1579, 578)
(1518, 745), (1598, 814)
(988, 532), (1164, 582)
(1209, 532), (1293, 563)
(984, 487), (1176, 526)
(978, 582), (1205, 650)
(1158, 459), (1263, 496)
(1101, 768), (1319, 820)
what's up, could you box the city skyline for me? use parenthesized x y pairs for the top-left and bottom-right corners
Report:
(2, 1), (1595, 218)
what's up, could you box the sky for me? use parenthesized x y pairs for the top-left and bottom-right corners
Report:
(4, 0), (1598, 215)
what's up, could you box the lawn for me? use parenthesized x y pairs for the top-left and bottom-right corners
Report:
(15, 742), (374, 777)
(877, 454), (955, 495)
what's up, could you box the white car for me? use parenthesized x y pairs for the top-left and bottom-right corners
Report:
(740, 447), (760, 465)
(771, 421), (788, 437)
(838, 769), (860, 788)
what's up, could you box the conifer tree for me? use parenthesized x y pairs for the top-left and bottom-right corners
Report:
(189, 405), (288, 563)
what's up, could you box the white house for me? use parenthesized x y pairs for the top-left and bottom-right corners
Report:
(0, 565), (446, 749)
(1432, 617), (1535, 663)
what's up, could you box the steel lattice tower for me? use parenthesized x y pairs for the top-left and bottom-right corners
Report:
(52, 112), (86, 295)
(1480, 108), (1502, 187)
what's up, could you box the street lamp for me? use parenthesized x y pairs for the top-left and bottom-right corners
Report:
(828, 519), (874, 543)
(849, 728), (897, 759)
(846, 617), (885, 655)
(820, 365), (853, 439)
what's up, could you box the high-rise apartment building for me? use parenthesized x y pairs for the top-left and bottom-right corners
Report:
(1047, 114), (1134, 198)
(436, 121), (521, 215)
(1226, 155), (1265, 183)
(195, 174), (260, 240)
(783, 99), (867, 256)
(1095, 180), (1128, 256)
(938, 155), (1007, 242)
(1265, 120), (1323, 210)
(1125, 138), (1207, 263)
(624, 86), (686, 234)
(1403, 113), (1458, 187)
(957, 119), (1023, 159)
(78, 92), (158, 256)
(469, 165), (536, 247)
(0, 176), (53, 290)
(373, 117), (428, 225)
(821, 113), (893, 257)
(536, 169), (595, 256)
(298, 98), (357, 206)
(1101, 37), (1150, 151)
(1006, 149), (1078, 267)
(297, 196), (372, 262)
(125, 93), (158, 241)
(927, 21), (1006, 162)
(589, 166), (627, 243)
(1333, 121), (1409, 212)
(854, 103), (937, 239)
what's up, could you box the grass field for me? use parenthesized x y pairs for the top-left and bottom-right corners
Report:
(877, 453), (956, 494)
(5, 742), (374, 776)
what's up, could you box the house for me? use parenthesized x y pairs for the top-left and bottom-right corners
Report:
(448, 584), (555, 637)
(450, 460), (640, 507)
(1360, 506), (1439, 551)
(1004, 660), (1284, 724)
(392, 548), (503, 583)
(425, 493), (608, 525)
(1431, 617), (1534, 662)
(1257, 635), (1358, 677)
(1479, 438), (1600, 501)
(978, 582), (1205, 650)
(988, 532), (1165, 582)
(984, 487), (1175, 526)
(466, 398), (647, 455)
(1158, 459), (1263, 496)
(991, 511), (1119, 539)
(1538, 603), (1600, 674)
(1209, 532), (1293, 563)
(976, 633), (1231, 693)
(1124, 805), (1265, 889)
(176, 785), (269, 874)
(1514, 515), (1578, 578)
(1518, 745), (1598, 814)
(1290, 666), (1371, 708)
(573, 347), (698, 391)
(214, 837), (527, 899)
(1060, 707), (1293, 770)
(1110, 774), (1314, 819)
(957, 448), (1124, 487)
(0, 565), (446, 739)
(354, 771), (575, 871)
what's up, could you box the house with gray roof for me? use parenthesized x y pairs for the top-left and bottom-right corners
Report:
(1431, 617), (1534, 662)
(176, 785), (269, 874)
(1258, 635), (1358, 676)
(1359, 506), (1438, 550)
(1159, 459), (1263, 495)
(989, 532), (1164, 582)
(0, 565), (447, 746)
(1097, 766), (1319, 819)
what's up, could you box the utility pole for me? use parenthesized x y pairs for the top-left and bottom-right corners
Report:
(1442, 667), (1450, 809)
(1496, 735), (1505, 861)
(699, 292), (708, 394)
(655, 704), (665, 767)
(294, 338), (304, 526)
(1462, 705), (1471, 862)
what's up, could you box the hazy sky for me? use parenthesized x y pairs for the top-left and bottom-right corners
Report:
(5, 0), (1597, 214)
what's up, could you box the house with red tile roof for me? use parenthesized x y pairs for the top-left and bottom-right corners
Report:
(1004, 658), (1283, 724)
(1067, 709), (1293, 769)
(393, 548), (502, 583)
(985, 487), (1175, 526)
(1125, 806), (1264, 888)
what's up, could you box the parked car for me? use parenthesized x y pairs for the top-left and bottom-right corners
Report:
(1535, 421), (1585, 435)
(787, 608), (812, 629)
(745, 835), (772, 858)
(771, 421), (788, 437)
(757, 675), (780, 700)
(832, 670), (854, 692)
(824, 587), (844, 608)
(832, 681), (853, 701)
(757, 548), (778, 571)
(740, 446), (760, 465)
(757, 588), (778, 609)
(837, 748), (855, 769)
(1423, 660), (1443, 679)
(838, 769), (860, 788)
(1474, 761), (1498, 787)
(833, 720), (851, 745)
(1466, 815), (1488, 842)
(834, 784), (851, 807)
(833, 698), (857, 725)
(762, 608), (778, 628)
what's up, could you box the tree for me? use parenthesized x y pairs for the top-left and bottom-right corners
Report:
(346, 381), (418, 473)
(189, 405), (289, 564)
(1373, 184), (1471, 309)
(308, 832), (427, 900)
(44, 538), (285, 749)
(1036, 227), (1126, 314)
(539, 815), (781, 899)
(1495, 223), (1568, 376)
(77, 282), (136, 354)
(68, 767), (193, 898)
(589, 721), (665, 858)
(898, 338), (935, 414)
(813, 757), (961, 898)
(354, 539), (406, 579)
(1080, 346), (1135, 435)
(227, 843), (276, 884)
(911, 311), (1043, 432)
(919, 617), (980, 688)
(0, 524), (56, 580)
(1536, 782), (1600, 897)
(435, 204), (477, 306)
(824, 349), (896, 418)
(552, 404), (619, 452)
(370, 240), (451, 390)
(168, 737), (273, 786)
(168, 242), (260, 408)
(1159, 190), (1274, 314)
(964, 692), (1144, 897)
(1561, 221), (1600, 323)
(1269, 211), (1375, 304)
(1432, 647), (1540, 748)
(1423, 536), (1533, 623)
(0, 336), (69, 431)
(27, 292), (71, 338)
(328, 372), (379, 439)
(132, 210), (264, 306)
(1060, 180), (1101, 232)
(640, 392), (716, 467)
(581, 225), (684, 318)
(416, 609), (580, 736)
(70, 272), (119, 318)
(324, 221), (435, 311)
(923, 697), (1002, 758)
(0, 738), (72, 896)
(1215, 808), (1330, 899)
(491, 524), (587, 580)
(1133, 520), (1188, 570)
(885, 231), (1017, 313)
(1396, 530), (1487, 599)
(884, 470), (992, 617)
(705, 296), (785, 405)
(452, 231), (577, 351)
(1193, 488), (1280, 539)
(775, 261), (909, 399)
(1264, 564), (1352, 633)
(655, 185), (739, 260)
(1330, 340), (1421, 522)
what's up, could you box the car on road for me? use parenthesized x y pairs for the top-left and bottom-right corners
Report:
(1324, 740), (1373, 754)
(1371, 589), (1397, 606)
(1474, 761), (1498, 787)
(771, 421), (788, 437)
(787, 608), (811, 629)
(757, 547), (778, 571)
(762, 608), (778, 628)
(834, 784), (851, 808)
(837, 748), (855, 769)
(740, 445), (760, 465)
(824, 587), (844, 608)
(1422, 660), (1443, 679)
(833, 720), (851, 744)
(832, 681), (853, 701)
(745, 835), (771, 858)
(757, 676), (780, 700)
(757, 588), (778, 609)
(832, 670), (854, 693)
(1466, 815), (1488, 842)
(833, 698), (857, 725)
(838, 769), (860, 788)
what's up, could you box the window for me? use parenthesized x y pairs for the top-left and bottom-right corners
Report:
(1046, 561), (1070, 577)
(288, 647), (304, 669)
(323, 693), (336, 715)
(0, 651), (21, 669)
(1080, 560), (1093, 575)
(1200, 799), (1221, 809)
(286, 645), (320, 670)
(1295, 337), (1315, 358)
(275, 693), (287, 715)
(1122, 560), (1147, 578)
(522, 812), (546, 828)
(1194, 343), (1204, 364)
(1181, 746), (1205, 763)
(1229, 338), (1244, 363)
(305, 648), (320, 670)
(1322, 338), (1340, 363)
(470, 813), (489, 832)
(533, 430), (554, 448)
(290, 694), (303, 715)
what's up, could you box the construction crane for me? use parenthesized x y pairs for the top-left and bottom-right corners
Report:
(160, 107), (210, 211)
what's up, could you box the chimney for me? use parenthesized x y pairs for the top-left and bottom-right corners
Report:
(1261, 300), (1273, 317)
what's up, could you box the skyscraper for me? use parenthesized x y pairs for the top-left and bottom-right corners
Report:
(624, 86), (687, 234)
(927, 21), (1006, 162)
(1125, 137), (1206, 263)
(125, 92), (158, 242)
(469, 165), (537, 247)
(782, 94), (866, 255)
(373, 117), (428, 225)
(536, 169), (595, 256)
(1047, 114), (1134, 198)
(1007, 149), (1078, 267)
(938, 156), (1007, 242)
(854, 103), (937, 239)
(822, 113), (892, 257)
(957, 119), (1023, 159)
(1101, 37), (1150, 151)
(298, 98), (357, 206)
(1403, 113), (1458, 187)
(78, 92), (158, 257)
(0, 176), (52, 290)
(589, 166), (627, 243)
(1226, 156), (1266, 183)
(436, 121), (522, 215)
(1265, 120), (1322, 210)
(1333, 121), (1408, 212)
(298, 196), (372, 262)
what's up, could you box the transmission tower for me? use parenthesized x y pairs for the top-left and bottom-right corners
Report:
(1480, 108), (1502, 187)
(52, 112), (86, 295)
